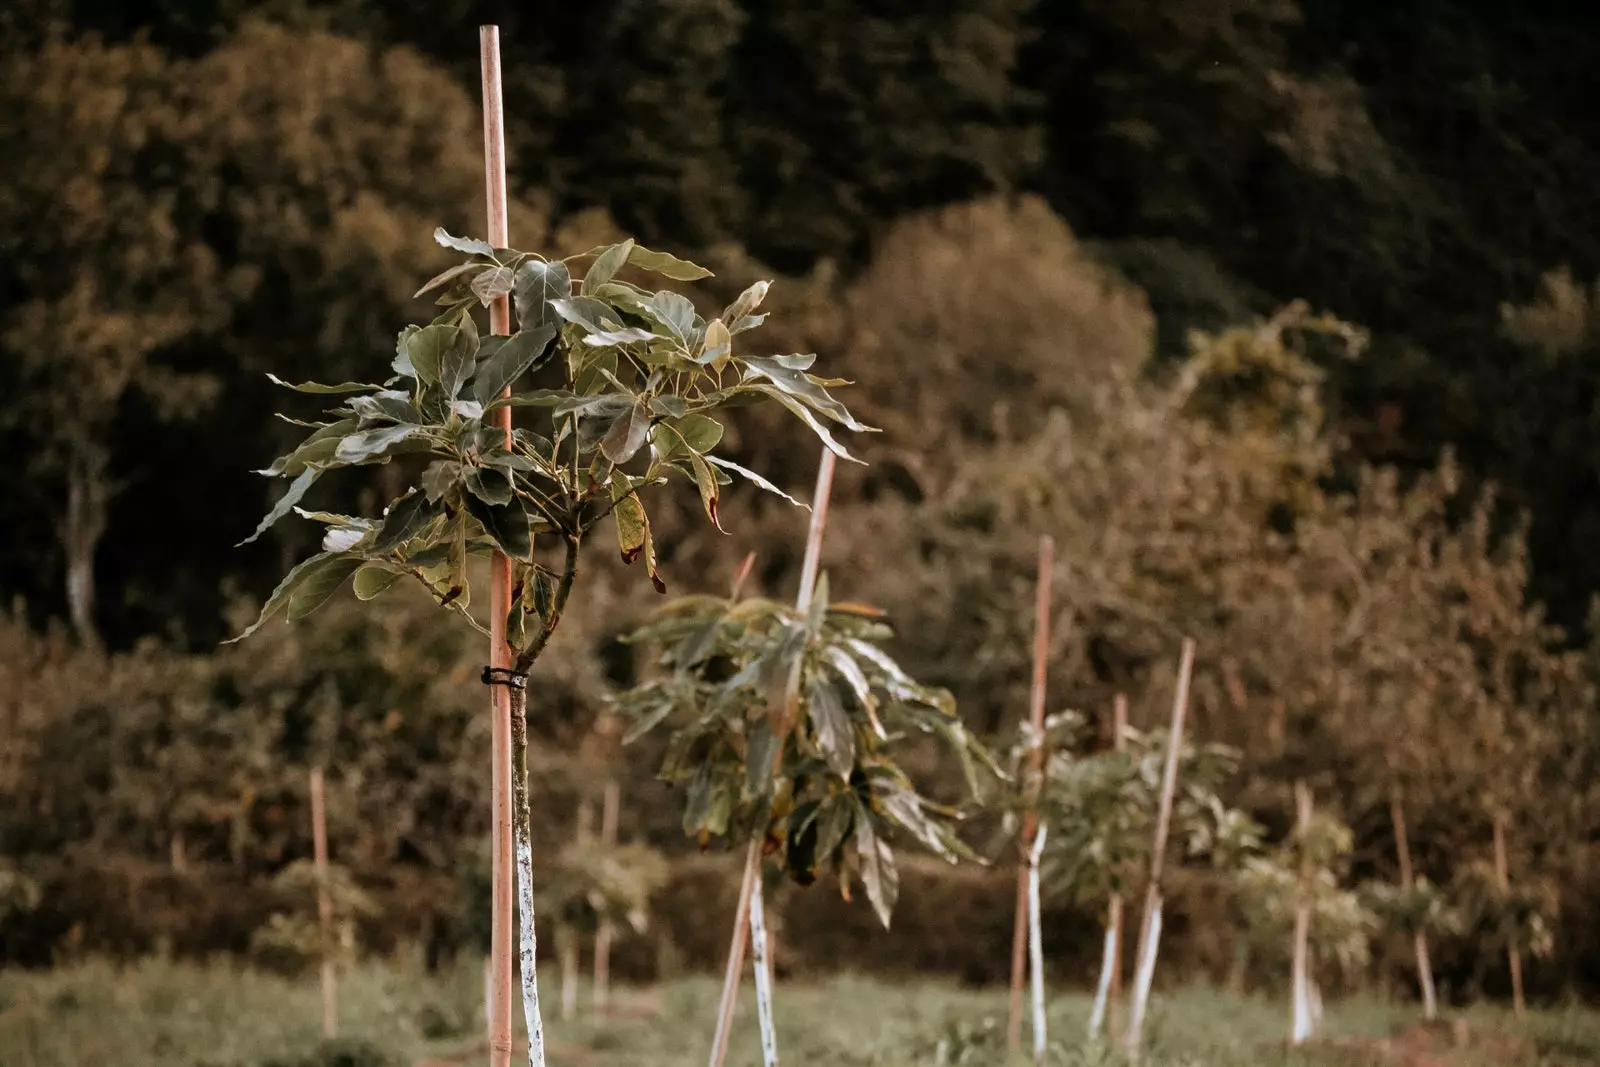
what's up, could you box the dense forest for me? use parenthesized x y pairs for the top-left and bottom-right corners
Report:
(3, 0), (1600, 998)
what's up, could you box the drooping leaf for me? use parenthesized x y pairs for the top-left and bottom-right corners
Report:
(855, 814), (899, 928)
(333, 425), (425, 465)
(746, 385), (863, 463)
(550, 296), (622, 334)
(629, 245), (714, 281)
(224, 551), (337, 643)
(420, 461), (463, 504)
(527, 566), (558, 626)
(466, 466), (514, 506)
(265, 374), (384, 394)
(469, 325), (557, 407)
(600, 399), (652, 465)
(696, 319), (731, 367)
(687, 451), (726, 533)
(349, 393), (422, 425)
(673, 414), (724, 453)
(372, 488), (438, 554)
(414, 261), (485, 299)
(704, 455), (809, 509)
(466, 495), (533, 561)
(815, 796), (855, 868)
(238, 468), (318, 546)
(471, 265), (515, 305)
(809, 677), (856, 779)
(582, 239), (635, 295)
(613, 490), (647, 565)
(352, 564), (405, 601)
(648, 395), (689, 419)
(742, 356), (872, 430)
(433, 227), (494, 257)
(286, 555), (364, 621)
(257, 419), (359, 478)
(513, 260), (572, 332)
(747, 719), (779, 796)
(582, 327), (658, 348)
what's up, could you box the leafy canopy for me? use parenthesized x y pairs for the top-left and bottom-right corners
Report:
(616, 576), (994, 927)
(231, 230), (872, 650)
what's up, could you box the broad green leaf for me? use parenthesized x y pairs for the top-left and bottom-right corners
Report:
(809, 677), (855, 779)
(286, 555), (363, 621)
(582, 239), (635, 295)
(392, 324), (421, 377)
(742, 355), (871, 430)
(648, 395), (689, 419)
(349, 393), (421, 425)
(372, 490), (438, 554)
(465, 494), (532, 560)
(687, 450), (725, 532)
(747, 719), (779, 795)
(450, 399), (484, 420)
(582, 326), (657, 348)
(238, 468), (319, 546)
(334, 424), (425, 464)
(613, 490), (647, 565)
(434, 227), (494, 257)
(466, 466), (514, 506)
(258, 419), (360, 478)
(352, 564), (405, 601)
(855, 814), (899, 928)
(815, 796), (854, 867)
(629, 245), (714, 282)
(414, 261), (484, 299)
(513, 260), (572, 332)
(647, 291), (697, 347)
(224, 551), (334, 643)
(549, 295), (621, 334)
(403, 323), (469, 388)
(822, 646), (880, 730)
(600, 399), (652, 465)
(697, 318), (731, 367)
(723, 280), (769, 324)
(266, 374), (384, 394)
(421, 460), (462, 504)
(471, 265), (515, 305)
(729, 313), (767, 335)
(673, 414), (724, 453)
(471, 325), (557, 407)
(746, 385), (863, 463)
(527, 566), (558, 625)
(440, 324), (478, 398)
(704, 455), (809, 509)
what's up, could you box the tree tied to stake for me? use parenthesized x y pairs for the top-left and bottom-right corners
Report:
(230, 228), (871, 1060)
(616, 576), (994, 927)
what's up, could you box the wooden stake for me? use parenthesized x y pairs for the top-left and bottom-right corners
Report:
(1290, 782), (1314, 1046)
(478, 25), (516, 1067)
(310, 766), (337, 1039)
(707, 450), (838, 1067)
(1390, 787), (1437, 1019)
(1090, 694), (1129, 1040)
(1122, 640), (1195, 1056)
(1008, 535), (1054, 1053)
(1028, 825), (1050, 1065)
(1493, 812), (1526, 1018)
(592, 780), (621, 1017)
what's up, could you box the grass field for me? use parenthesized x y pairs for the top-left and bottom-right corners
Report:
(1, 958), (1596, 1067)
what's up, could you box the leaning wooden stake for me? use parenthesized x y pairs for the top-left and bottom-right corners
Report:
(706, 452), (838, 1067)
(309, 766), (337, 1038)
(1089, 694), (1129, 1040)
(1008, 535), (1054, 1052)
(592, 780), (621, 1016)
(1028, 825), (1050, 1065)
(478, 25), (539, 1067)
(1290, 782), (1314, 1046)
(1493, 812), (1526, 1018)
(1122, 639), (1196, 1057)
(1390, 787), (1437, 1019)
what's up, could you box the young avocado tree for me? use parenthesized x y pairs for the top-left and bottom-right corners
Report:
(229, 220), (867, 1067)
(1233, 787), (1376, 1046)
(1451, 817), (1557, 1015)
(249, 858), (379, 977)
(617, 575), (993, 1065)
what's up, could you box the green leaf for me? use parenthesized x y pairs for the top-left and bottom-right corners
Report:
(471, 325), (557, 407)
(349, 393), (422, 425)
(582, 327), (657, 348)
(600, 399), (652, 465)
(471, 265), (515, 305)
(334, 425), (425, 465)
(286, 555), (363, 621)
(809, 678), (856, 779)
(420, 461), (462, 504)
(527, 567), (558, 625)
(392, 324), (421, 378)
(266, 374), (384, 394)
(414, 261), (485, 299)
(704, 455), (808, 509)
(352, 564), (405, 601)
(729, 313), (767, 336)
(486, 389), (577, 412)
(629, 245), (713, 281)
(687, 450), (725, 533)
(613, 490), (647, 565)
(815, 797), (854, 867)
(434, 227), (494, 257)
(673, 414), (724, 453)
(647, 291), (698, 348)
(464, 494), (533, 560)
(238, 468), (319, 546)
(747, 719), (779, 796)
(723, 280), (769, 325)
(550, 296), (622, 334)
(372, 490), (438, 554)
(224, 551), (332, 643)
(513, 260), (572, 332)
(466, 466), (514, 506)
(746, 385), (863, 463)
(696, 318), (731, 367)
(855, 814), (898, 928)
(742, 356), (872, 431)
(403, 323), (469, 388)
(582, 239), (635, 295)
(648, 395), (689, 419)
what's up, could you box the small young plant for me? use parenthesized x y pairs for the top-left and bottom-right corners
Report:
(1360, 877), (1461, 944)
(543, 836), (670, 1018)
(616, 576), (993, 927)
(1451, 860), (1558, 972)
(231, 229), (869, 1064)
(249, 859), (378, 974)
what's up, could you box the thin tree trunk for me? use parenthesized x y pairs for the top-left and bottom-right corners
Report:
(480, 26), (517, 1067)
(749, 878), (780, 1067)
(508, 685), (546, 1066)
(593, 779), (620, 1017)
(1009, 535), (1054, 1054)
(1290, 782), (1313, 1047)
(1390, 788), (1437, 1019)
(61, 450), (109, 647)
(1089, 894), (1123, 1040)
(1107, 694), (1128, 1038)
(310, 767), (337, 1038)
(1122, 640), (1195, 1057)
(1493, 813), (1526, 1018)
(1028, 825), (1049, 1065)
(559, 927), (579, 1022)
(708, 452), (838, 1067)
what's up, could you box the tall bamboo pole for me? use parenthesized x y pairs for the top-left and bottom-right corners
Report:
(706, 451), (838, 1067)
(1008, 535), (1054, 1052)
(1389, 787), (1437, 1019)
(1122, 639), (1196, 1056)
(1493, 812), (1526, 1018)
(309, 766), (337, 1038)
(478, 25), (516, 1067)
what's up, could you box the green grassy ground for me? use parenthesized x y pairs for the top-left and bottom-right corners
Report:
(0, 958), (1595, 1067)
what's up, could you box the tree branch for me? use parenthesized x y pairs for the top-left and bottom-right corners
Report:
(515, 532), (580, 672)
